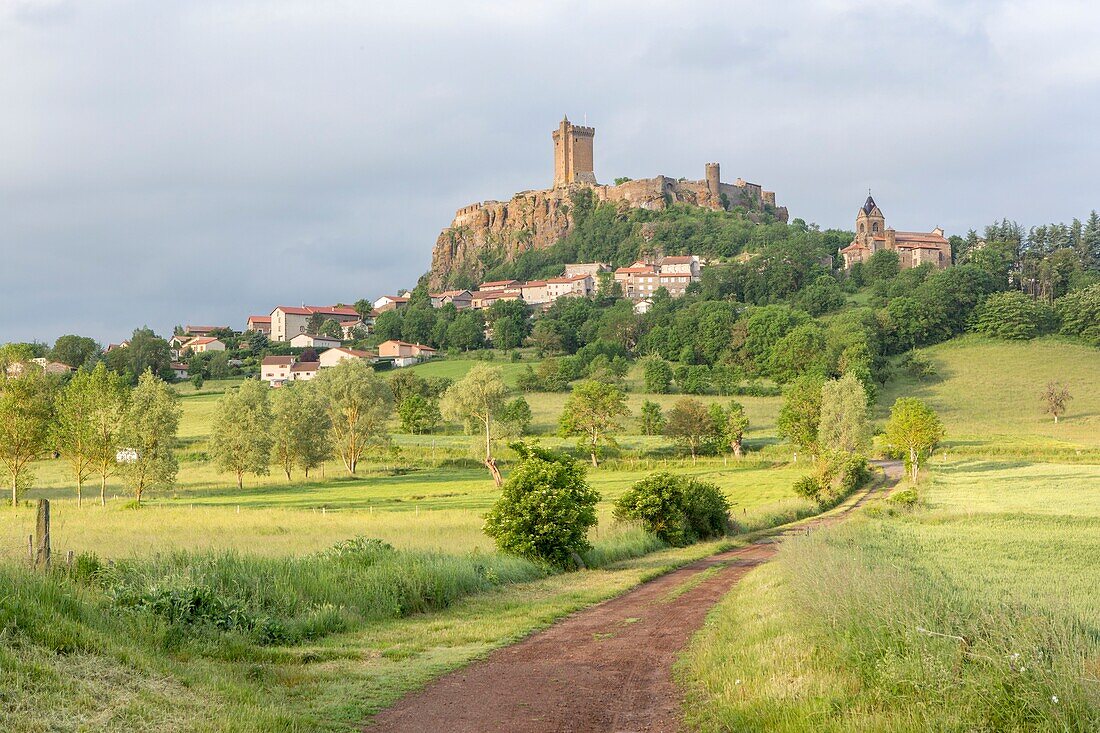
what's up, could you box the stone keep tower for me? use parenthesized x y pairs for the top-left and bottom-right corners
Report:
(705, 162), (721, 198)
(553, 116), (597, 187)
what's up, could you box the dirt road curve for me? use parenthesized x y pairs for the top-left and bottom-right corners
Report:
(367, 461), (903, 733)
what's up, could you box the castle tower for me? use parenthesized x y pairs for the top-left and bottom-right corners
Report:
(553, 116), (597, 187)
(705, 162), (720, 198)
(855, 193), (886, 248)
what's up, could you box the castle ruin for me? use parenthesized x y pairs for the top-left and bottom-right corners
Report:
(428, 118), (789, 288)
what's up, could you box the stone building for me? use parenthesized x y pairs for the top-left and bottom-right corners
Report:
(840, 195), (951, 271)
(553, 116), (597, 187)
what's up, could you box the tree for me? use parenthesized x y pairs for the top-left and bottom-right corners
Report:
(558, 380), (628, 466)
(613, 473), (730, 546)
(818, 373), (870, 455)
(212, 379), (274, 489)
(865, 249), (900, 282)
(776, 374), (825, 458)
(1056, 283), (1100, 346)
(664, 398), (718, 463)
(271, 382), (331, 480)
(0, 368), (56, 506)
(398, 394), (441, 434)
(499, 397), (533, 437)
(191, 373), (204, 390)
(487, 299), (530, 349)
(313, 359), (393, 474)
(51, 334), (101, 369)
(53, 368), (101, 505)
(643, 355), (673, 393)
(971, 291), (1055, 340)
(84, 363), (130, 506)
(718, 401), (749, 458)
(883, 397), (944, 483)
(106, 327), (174, 382)
(439, 364), (509, 485)
(640, 400), (664, 436)
(483, 443), (599, 569)
(1040, 381), (1072, 424)
(445, 311), (486, 351)
(118, 370), (181, 505)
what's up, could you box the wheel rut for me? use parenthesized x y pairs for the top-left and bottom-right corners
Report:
(366, 461), (903, 733)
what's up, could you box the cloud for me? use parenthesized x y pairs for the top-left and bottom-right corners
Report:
(1, 0), (1098, 343)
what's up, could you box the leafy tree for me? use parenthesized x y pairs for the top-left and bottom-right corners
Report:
(118, 370), (181, 505)
(971, 291), (1054, 340)
(643, 355), (673, 393)
(865, 249), (900, 282)
(445, 311), (486, 351)
(528, 319), (565, 356)
(499, 397), (533, 437)
(818, 373), (870, 455)
(389, 370), (429, 405)
(0, 368), (56, 506)
(487, 299), (530, 349)
(664, 398), (719, 463)
(883, 397), (944, 483)
(1040, 381), (1072, 424)
(306, 313), (326, 334)
(212, 379), (274, 489)
(53, 367), (102, 505)
(483, 443), (599, 569)
(318, 318), (344, 340)
(400, 305), (437, 346)
(613, 473), (729, 546)
(439, 364), (510, 485)
(372, 310), (404, 341)
(742, 305), (809, 372)
(795, 275), (846, 316)
(191, 373), (204, 390)
(640, 400), (664, 436)
(106, 327), (174, 383)
(717, 401), (749, 458)
(767, 323), (828, 383)
(82, 363), (130, 505)
(398, 394), (441, 434)
(313, 359), (393, 474)
(51, 334), (101, 369)
(776, 374), (825, 457)
(207, 351), (231, 379)
(1056, 283), (1100, 346)
(558, 380), (628, 466)
(271, 382), (332, 480)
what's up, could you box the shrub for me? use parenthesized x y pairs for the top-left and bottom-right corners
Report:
(792, 454), (870, 509)
(483, 443), (599, 569)
(1055, 283), (1100, 346)
(614, 472), (730, 546)
(971, 291), (1055, 340)
(889, 487), (919, 507)
(643, 356), (674, 393)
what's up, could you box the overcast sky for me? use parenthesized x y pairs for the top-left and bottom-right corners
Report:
(2, 0), (1098, 344)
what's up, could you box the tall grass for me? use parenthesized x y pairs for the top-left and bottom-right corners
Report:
(679, 461), (1100, 731)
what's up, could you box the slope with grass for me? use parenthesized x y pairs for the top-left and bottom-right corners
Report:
(678, 460), (1100, 731)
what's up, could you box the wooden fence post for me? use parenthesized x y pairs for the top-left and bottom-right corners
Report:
(34, 499), (50, 570)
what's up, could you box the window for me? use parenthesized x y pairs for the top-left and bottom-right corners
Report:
(872, 223), (879, 233)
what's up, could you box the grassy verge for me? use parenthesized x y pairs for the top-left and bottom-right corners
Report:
(677, 460), (1100, 731)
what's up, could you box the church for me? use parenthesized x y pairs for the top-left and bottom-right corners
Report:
(840, 195), (951, 271)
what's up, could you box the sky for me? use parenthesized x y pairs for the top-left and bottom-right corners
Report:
(2, 0), (1099, 344)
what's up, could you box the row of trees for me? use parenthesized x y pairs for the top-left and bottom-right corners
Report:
(0, 364), (180, 507)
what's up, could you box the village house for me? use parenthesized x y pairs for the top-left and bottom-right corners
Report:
(170, 362), (189, 380)
(839, 195), (951, 271)
(478, 279), (521, 293)
(470, 289), (523, 310)
(563, 262), (611, 278)
(260, 355), (296, 386)
(429, 289), (473, 310)
(6, 359), (74, 378)
(339, 320), (366, 339)
(105, 340), (129, 353)
(289, 333), (341, 349)
(614, 263), (658, 298)
(181, 337), (226, 354)
(659, 255), (702, 278)
(520, 281), (550, 305)
(245, 315), (272, 334)
(290, 361), (320, 381)
(270, 305), (360, 342)
(545, 273), (594, 301)
(372, 295), (409, 312)
(183, 325), (228, 337)
(377, 340), (437, 367)
(318, 347), (376, 369)
(614, 255), (703, 299)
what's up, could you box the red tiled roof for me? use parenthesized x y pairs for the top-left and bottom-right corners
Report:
(247, 315), (271, 323)
(261, 356), (296, 366)
(898, 243), (947, 251)
(274, 305), (360, 317)
(522, 281), (547, 288)
(614, 266), (656, 274)
(480, 279), (520, 287)
(186, 337), (220, 346)
(291, 362), (320, 372)
(325, 347), (375, 357)
(661, 255), (695, 264)
(894, 231), (949, 244)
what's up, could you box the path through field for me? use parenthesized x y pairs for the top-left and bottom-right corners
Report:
(367, 461), (904, 733)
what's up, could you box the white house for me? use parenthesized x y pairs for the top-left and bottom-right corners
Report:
(318, 347), (376, 369)
(270, 305), (360, 342)
(260, 355), (296, 386)
(182, 337), (226, 354)
(290, 333), (341, 349)
(290, 361), (320, 381)
(377, 340), (437, 367)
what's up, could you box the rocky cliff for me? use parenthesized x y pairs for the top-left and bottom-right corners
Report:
(427, 174), (788, 289)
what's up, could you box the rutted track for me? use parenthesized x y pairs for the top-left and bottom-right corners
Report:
(366, 461), (904, 733)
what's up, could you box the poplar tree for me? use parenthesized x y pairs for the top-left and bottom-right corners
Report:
(439, 363), (509, 485)
(884, 398), (944, 483)
(558, 379), (628, 467)
(118, 370), (181, 506)
(0, 367), (56, 506)
(53, 368), (98, 505)
(313, 359), (392, 475)
(86, 363), (130, 505)
(271, 382), (331, 480)
(212, 379), (274, 489)
(819, 373), (870, 455)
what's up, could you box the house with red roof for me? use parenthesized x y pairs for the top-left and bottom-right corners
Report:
(270, 305), (361, 342)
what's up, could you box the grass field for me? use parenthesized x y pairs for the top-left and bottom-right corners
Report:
(678, 459), (1100, 731)
(878, 335), (1100, 450)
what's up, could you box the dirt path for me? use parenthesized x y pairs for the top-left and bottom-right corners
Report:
(367, 461), (904, 733)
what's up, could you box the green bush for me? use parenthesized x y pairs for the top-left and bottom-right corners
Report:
(614, 472), (730, 546)
(1056, 283), (1100, 346)
(483, 443), (600, 569)
(971, 291), (1055, 340)
(792, 454), (871, 509)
